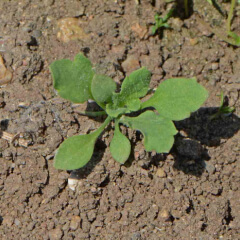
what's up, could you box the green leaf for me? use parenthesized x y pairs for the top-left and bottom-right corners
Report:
(121, 111), (177, 153)
(141, 78), (208, 121)
(152, 26), (157, 35)
(106, 103), (128, 118)
(125, 99), (141, 111)
(91, 74), (116, 104)
(50, 53), (94, 103)
(228, 31), (240, 46)
(120, 67), (151, 101)
(54, 133), (98, 170)
(110, 120), (131, 164)
(112, 67), (151, 107)
(106, 99), (141, 118)
(106, 68), (150, 117)
(54, 116), (111, 170)
(206, 0), (213, 4)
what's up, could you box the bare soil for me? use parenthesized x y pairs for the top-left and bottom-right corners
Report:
(0, 0), (240, 239)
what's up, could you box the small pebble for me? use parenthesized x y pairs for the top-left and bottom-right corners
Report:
(122, 55), (140, 75)
(68, 178), (79, 191)
(205, 161), (216, 174)
(14, 218), (21, 226)
(32, 30), (42, 38)
(70, 216), (81, 230)
(156, 168), (167, 178)
(2, 216), (14, 227)
(159, 209), (170, 219)
(49, 228), (63, 240)
(211, 62), (219, 71)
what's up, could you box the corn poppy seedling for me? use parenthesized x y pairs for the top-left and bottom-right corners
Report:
(50, 53), (208, 170)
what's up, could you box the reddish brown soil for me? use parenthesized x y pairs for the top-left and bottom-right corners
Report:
(0, 0), (240, 239)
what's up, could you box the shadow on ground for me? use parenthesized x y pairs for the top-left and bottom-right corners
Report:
(142, 107), (239, 176)
(172, 107), (240, 176)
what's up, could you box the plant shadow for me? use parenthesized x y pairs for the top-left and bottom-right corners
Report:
(172, 107), (240, 176)
(174, 0), (194, 19)
(136, 107), (239, 177)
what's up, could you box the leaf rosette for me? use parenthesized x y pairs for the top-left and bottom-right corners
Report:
(50, 53), (208, 170)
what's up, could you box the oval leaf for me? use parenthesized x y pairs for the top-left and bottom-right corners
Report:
(50, 53), (94, 103)
(54, 116), (111, 170)
(110, 121), (131, 164)
(141, 78), (208, 121)
(54, 133), (97, 170)
(91, 74), (116, 104)
(121, 111), (178, 153)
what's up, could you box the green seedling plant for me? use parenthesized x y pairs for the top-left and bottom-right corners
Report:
(184, 0), (240, 46)
(210, 91), (235, 120)
(226, 0), (240, 46)
(152, 9), (174, 35)
(50, 53), (208, 170)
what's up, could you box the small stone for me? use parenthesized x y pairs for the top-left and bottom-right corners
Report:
(0, 54), (12, 85)
(32, 30), (42, 38)
(211, 62), (219, 71)
(162, 58), (181, 76)
(174, 184), (183, 192)
(57, 18), (89, 43)
(2, 216), (14, 227)
(131, 23), (148, 39)
(131, 231), (141, 240)
(87, 210), (97, 222)
(49, 228), (63, 240)
(27, 222), (36, 231)
(68, 178), (79, 191)
(189, 38), (198, 46)
(122, 55), (140, 75)
(159, 209), (170, 220)
(156, 168), (167, 178)
(70, 216), (81, 230)
(205, 162), (216, 174)
(14, 218), (21, 226)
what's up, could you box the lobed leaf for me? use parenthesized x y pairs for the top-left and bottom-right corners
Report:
(106, 68), (151, 117)
(50, 53), (94, 103)
(121, 111), (177, 153)
(141, 78), (208, 121)
(112, 67), (151, 108)
(91, 74), (116, 104)
(110, 120), (131, 164)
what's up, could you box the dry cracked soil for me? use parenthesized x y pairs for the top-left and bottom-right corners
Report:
(0, 0), (240, 239)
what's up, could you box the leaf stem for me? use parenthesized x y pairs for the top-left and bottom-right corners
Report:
(94, 116), (112, 136)
(75, 110), (107, 117)
(227, 0), (236, 33)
